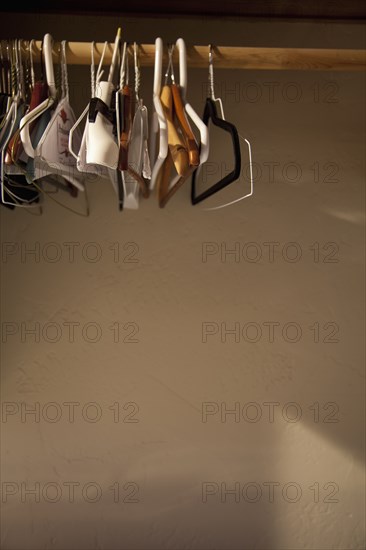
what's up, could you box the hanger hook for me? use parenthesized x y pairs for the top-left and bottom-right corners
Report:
(18, 39), (26, 101)
(119, 41), (129, 88)
(208, 43), (215, 100)
(164, 43), (175, 85)
(29, 39), (35, 88)
(90, 41), (95, 96)
(208, 43), (225, 120)
(133, 41), (141, 102)
(95, 41), (107, 90)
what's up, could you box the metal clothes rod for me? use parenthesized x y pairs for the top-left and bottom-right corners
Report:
(32, 41), (366, 71)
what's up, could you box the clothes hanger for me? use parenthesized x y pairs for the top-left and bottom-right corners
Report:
(15, 37), (58, 186)
(1, 40), (40, 209)
(160, 46), (189, 177)
(69, 40), (124, 210)
(130, 41), (151, 186)
(157, 45), (191, 208)
(175, 38), (209, 164)
(86, 28), (120, 169)
(149, 37), (168, 191)
(116, 41), (132, 172)
(6, 39), (89, 214)
(19, 33), (56, 160)
(0, 41), (19, 147)
(68, 40), (107, 175)
(158, 39), (208, 208)
(191, 44), (240, 205)
(0, 41), (20, 158)
(170, 83), (199, 167)
(191, 45), (253, 209)
(0, 41), (12, 126)
(4, 39), (35, 165)
(31, 40), (85, 192)
(3, 39), (30, 167)
(117, 42), (150, 209)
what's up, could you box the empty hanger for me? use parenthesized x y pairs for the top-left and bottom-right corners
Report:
(175, 38), (209, 164)
(19, 33), (56, 159)
(191, 45), (253, 209)
(191, 44), (242, 205)
(1, 40), (40, 209)
(160, 46), (189, 177)
(4, 39), (36, 165)
(116, 41), (132, 172)
(150, 37), (168, 191)
(158, 38), (208, 208)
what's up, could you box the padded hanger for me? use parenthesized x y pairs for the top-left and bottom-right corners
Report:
(68, 41), (124, 210)
(86, 29), (120, 169)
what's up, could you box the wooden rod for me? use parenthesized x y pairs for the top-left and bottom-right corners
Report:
(32, 41), (366, 71)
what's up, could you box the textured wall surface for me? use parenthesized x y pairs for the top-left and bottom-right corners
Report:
(0, 13), (365, 550)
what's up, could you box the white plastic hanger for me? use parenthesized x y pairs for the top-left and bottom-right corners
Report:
(0, 41), (23, 150)
(150, 37), (168, 190)
(1, 40), (39, 207)
(132, 42), (151, 182)
(19, 33), (56, 159)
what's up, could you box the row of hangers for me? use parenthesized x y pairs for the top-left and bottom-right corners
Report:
(0, 31), (253, 215)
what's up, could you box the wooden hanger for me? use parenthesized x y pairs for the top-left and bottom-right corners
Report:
(160, 84), (189, 177)
(158, 82), (200, 207)
(170, 83), (199, 167)
(117, 83), (132, 171)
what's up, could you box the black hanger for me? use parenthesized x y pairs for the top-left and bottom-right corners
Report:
(116, 169), (124, 211)
(191, 97), (241, 205)
(191, 44), (242, 206)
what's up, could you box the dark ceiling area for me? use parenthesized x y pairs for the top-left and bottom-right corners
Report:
(1, 0), (366, 19)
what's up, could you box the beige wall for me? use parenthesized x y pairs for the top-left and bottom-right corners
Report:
(0, 13), (365, 550)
